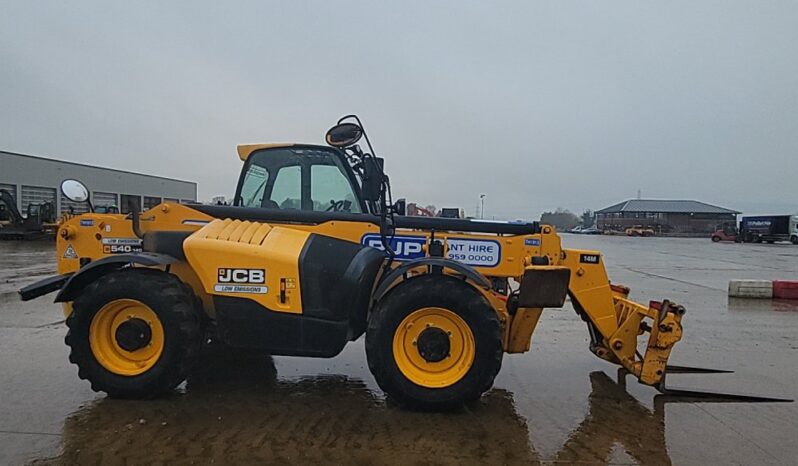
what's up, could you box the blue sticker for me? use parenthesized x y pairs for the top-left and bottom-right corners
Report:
(360, 234), (501, 268)
(525, 238), (541, 246)
(361, 234), (426, 261)
(80, 219), (94, 227)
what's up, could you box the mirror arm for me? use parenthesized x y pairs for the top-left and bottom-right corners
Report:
(127, 199), (143, 239)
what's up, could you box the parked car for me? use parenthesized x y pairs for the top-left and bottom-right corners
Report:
(568, 225), (602, 235)
(581, 226), (602, 235)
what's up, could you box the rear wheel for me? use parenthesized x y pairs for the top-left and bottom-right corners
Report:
(366, 275), (503, 410)
(791, 236), (798, 245)
(66, 268), (202, 398)
(711, 236), (721, 242)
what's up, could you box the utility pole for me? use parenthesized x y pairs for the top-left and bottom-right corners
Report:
(480, 194), (486, 219)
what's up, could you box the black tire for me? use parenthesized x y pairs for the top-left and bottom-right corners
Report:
(366, 275), (503, 410)
(791, 236), (798, 245)
(66, 268), (203, 398)
(711, 236), (721, 242)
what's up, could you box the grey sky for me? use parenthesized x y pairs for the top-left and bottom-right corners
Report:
(2, 1), (796, 219)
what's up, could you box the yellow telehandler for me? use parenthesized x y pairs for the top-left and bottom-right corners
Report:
(20, 116), (789, 409)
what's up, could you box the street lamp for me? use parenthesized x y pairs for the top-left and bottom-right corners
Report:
(479, 194), (486, 219)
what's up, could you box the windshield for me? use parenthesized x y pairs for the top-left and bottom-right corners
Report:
(237, 147), (362, 213)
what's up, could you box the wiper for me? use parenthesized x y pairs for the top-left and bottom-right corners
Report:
(246, 178), (268, 206)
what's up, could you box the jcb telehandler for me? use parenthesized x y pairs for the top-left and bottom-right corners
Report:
(20, 116), (789, 409)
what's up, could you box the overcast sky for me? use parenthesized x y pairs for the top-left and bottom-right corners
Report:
(2, 1), (796, 219)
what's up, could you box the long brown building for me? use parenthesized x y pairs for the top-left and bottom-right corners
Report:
(595, 199), (739, 235)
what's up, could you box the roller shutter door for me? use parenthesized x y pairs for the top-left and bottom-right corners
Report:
(120, 194), (142, 214)
(0, 183), (17, 219)
(21, 185), (57, 214)
(61, 192), (90, 214)
(0, 183), (16, 201)
(93, 192), (118, 209)
(144, 196), (162, 209)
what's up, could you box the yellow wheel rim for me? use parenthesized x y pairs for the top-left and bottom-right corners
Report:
(392, 307), (475, 388)
(89, 299), (164, 376)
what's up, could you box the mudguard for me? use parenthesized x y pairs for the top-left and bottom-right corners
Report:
(53, 252), (177, 302)
(19, 273), (73, 302)
(372, 257), (491, 302)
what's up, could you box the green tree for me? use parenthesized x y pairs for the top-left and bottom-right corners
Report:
(540, 208), (580, 231)
(581, 209), (595, 228)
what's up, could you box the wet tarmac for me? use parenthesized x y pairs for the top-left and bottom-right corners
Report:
(1, 236), (797, 465)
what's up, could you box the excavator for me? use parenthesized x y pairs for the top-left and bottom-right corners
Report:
(19, 116), (790, 409)
(0, 188), (56, 240)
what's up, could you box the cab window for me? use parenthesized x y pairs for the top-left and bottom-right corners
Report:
(271, 165), (301, 209)
(311, 165), (360, 212)
(237, 147), (362, 213)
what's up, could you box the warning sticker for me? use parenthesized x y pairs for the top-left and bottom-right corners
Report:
(63, 244), (78, 259)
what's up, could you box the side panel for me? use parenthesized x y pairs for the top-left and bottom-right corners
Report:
(299, 234), (385, 326)
(559, 248), (618, 339)
(55, 203), (212, 275)
(214, 296), (349, 357)
(183, 220), (308, 314)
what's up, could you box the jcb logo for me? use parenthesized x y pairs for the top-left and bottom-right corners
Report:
(218, 268), (265, 284)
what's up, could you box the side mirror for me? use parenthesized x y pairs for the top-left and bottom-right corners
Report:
(393, 199), (406, 216)
(325, 122), (363, 148)
(361, 157), (384, 202)
(60, 179), (90, 203)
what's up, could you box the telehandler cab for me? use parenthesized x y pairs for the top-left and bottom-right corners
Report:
(20, 116), (790, 409)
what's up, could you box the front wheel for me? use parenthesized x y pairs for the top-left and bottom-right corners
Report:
(711, 236), (721, 242)
(791, 236), (798, 245)
(366, 275), (503, 410)
(66, 268), (203, 398)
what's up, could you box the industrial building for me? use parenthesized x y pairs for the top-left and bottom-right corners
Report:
(1, 150), (197, 216)
(595, 199), (739, 235)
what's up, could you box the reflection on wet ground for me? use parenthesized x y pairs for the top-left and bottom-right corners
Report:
(3, 236), (798, 464)
(35, 346), (534, 464)
(555, 372), (671, 465)
(35, 347), (675, 465)
(728, 297), (798, 313)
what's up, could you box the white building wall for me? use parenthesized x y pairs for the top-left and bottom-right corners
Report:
(0, 151), (197, 214)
